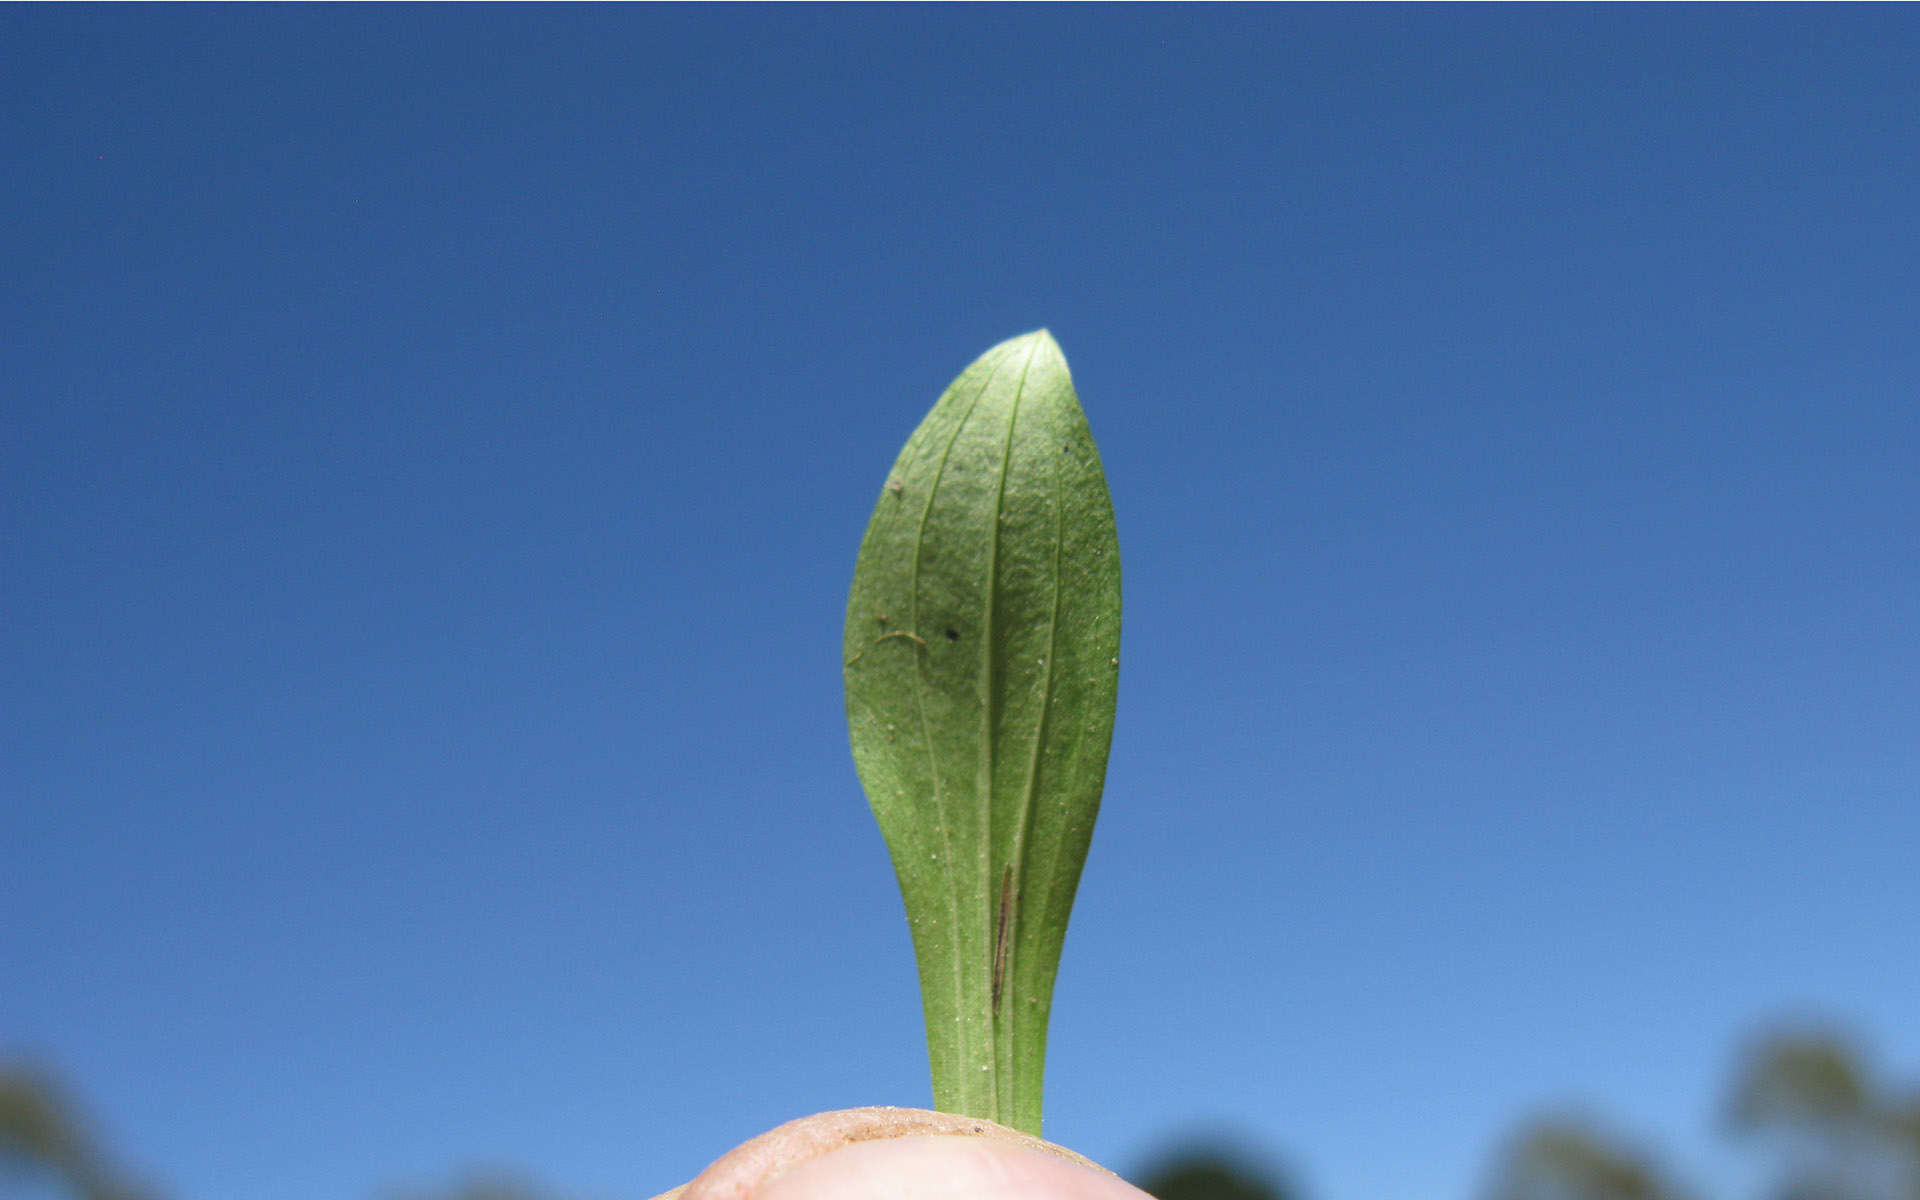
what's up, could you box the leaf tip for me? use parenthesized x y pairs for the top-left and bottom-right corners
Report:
(1000, 328), (1069, 379)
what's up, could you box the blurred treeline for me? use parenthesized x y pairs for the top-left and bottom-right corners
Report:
(1486, 1027), (1920, 1200)
(5, 1025), (1916, 1200)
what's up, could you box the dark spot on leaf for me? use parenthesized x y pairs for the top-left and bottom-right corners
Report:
(944, 628), (960, 641)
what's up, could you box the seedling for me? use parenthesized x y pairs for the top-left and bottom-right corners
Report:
(843, 330), (1121, 1137)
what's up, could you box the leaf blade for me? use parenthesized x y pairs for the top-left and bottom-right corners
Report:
(844, 330), (1120, 1135)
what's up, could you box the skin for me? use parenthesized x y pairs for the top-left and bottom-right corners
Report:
(653, 1107), (1155, 1200)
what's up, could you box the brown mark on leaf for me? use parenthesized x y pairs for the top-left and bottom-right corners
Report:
(991, 865), (1014, 1017)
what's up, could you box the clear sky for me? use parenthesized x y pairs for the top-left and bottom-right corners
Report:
(5, 8), (1916, 1200)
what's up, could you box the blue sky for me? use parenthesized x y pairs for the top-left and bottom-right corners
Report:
(5, 7), (1917, 1200)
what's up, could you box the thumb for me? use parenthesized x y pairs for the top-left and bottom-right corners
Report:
(656, 1107), (1148, 1200)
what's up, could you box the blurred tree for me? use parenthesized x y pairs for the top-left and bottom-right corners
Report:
(1883, 1094), (1920, 1200)
(1480, 1114), (1692, 1200)
(0, 1063), (154, 1200)
(1727, 1031), (1872, 1133)
(1483, 1027), (1920, 1200)
(1725, 1030), (1919, 1200)
(1132, 1142), (1298, 1200)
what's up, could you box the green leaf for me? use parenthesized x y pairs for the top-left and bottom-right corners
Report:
(843, 329), (1121, 1136)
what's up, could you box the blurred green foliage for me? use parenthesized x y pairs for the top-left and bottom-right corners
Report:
(1133, 1144), (1298, 1200)
(1482, 1116), (1693, 1200)
(1, 1063), (153, 1200)
(1722, 1029), (1920, 1200)
(1483, 1028), (1920, 1200)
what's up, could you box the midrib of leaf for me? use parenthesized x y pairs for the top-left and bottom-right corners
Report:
(1002, 344), (1069, 1118)
(981, 340), (1036, 1119)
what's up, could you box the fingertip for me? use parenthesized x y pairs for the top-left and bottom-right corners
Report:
(756, 1135), (1152, 1200)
